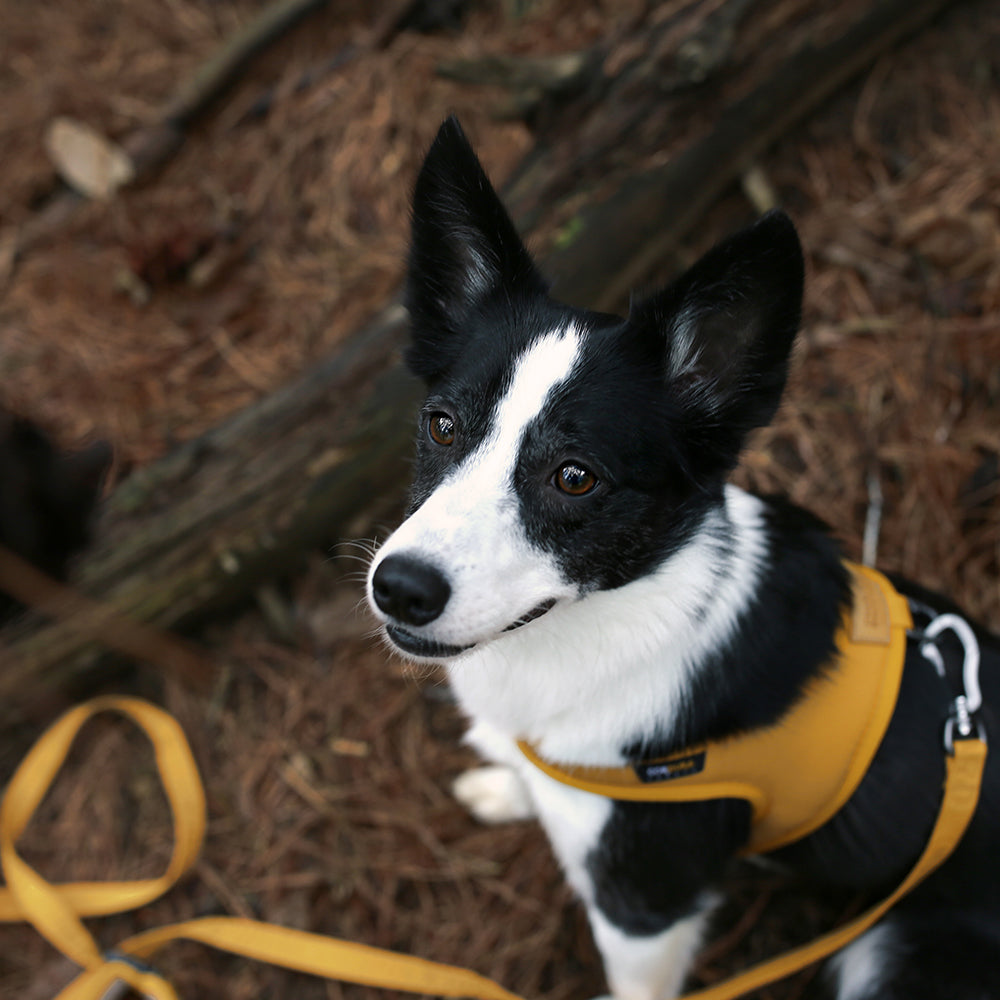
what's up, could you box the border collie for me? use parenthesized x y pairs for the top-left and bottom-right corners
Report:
(366, 117), (999, 1000)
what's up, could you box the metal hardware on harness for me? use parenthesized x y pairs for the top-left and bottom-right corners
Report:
(914, 611), (986, 753)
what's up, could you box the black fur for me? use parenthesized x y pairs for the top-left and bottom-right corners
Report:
(405, 116), (549, 385)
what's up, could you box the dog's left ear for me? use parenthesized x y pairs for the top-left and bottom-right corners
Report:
(405, 117), (547, 382)
(630, 210), (804, 472)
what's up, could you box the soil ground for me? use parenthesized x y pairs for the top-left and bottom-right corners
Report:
(1, 1), (999, 998)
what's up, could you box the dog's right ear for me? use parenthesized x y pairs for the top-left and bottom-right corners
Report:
(627, 210), (805, 478)
(405, 117), (546, 382)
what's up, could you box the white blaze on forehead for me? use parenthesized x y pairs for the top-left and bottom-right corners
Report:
(431, 322), (584, 498)
(484, 322), (583, 475)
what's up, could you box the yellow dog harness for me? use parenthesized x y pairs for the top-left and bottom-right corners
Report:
(519, 563), (914, 855)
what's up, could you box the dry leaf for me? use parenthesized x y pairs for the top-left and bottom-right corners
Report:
(43, 116), (135, 199)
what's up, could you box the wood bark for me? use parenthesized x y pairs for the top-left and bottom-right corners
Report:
(0, 303), (420, 712)
(0, 0), (961, 720)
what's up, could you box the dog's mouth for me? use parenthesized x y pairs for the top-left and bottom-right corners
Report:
(384, 625), (473, 659)
(503, 598), (558, 632)
(384, 598), (558, 660)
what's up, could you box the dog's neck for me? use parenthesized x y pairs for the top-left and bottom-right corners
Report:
(446, 484), (848, 767)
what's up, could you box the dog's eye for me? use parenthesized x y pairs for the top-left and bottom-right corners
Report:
(427, 412), (456, 446)
(554, 462), (597, 496)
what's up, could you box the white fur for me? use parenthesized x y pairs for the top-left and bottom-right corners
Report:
(440, 488), (766, 999)
(448, 485), (767, 763)
(667, 307), (704, 379)
(830, 922), (898, 1000)
(521, 761), (614, 904)
(458, 718), (613, 903)
(457, 240), (497, 304)
(368, 327), (770, 1000)
(589, 902), (716, 1000)
(452, 765), (536, 823)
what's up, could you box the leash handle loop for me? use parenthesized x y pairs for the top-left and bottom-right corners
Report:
(0, 697), (525, 1000)
(0, 697), (205, 968)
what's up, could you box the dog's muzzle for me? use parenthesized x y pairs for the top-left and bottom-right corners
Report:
(370, 554), (471, 658)
(370, 553), (557, 658)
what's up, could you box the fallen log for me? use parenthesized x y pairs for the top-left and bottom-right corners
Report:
(0, 0), (960, 721)
(546, 0), (960, 310)
(0, 302), (418, 708)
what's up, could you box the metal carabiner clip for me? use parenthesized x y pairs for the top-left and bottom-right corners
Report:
(918, 612), (986, 754)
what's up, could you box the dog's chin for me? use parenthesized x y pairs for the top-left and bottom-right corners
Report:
(383, 598), (559, 661)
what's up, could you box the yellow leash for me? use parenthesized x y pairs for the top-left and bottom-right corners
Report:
(0, 694), (986, 1000)
(0, 696), (521, 1000)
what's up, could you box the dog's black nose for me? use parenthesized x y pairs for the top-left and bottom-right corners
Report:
(372, 555), (451, 626)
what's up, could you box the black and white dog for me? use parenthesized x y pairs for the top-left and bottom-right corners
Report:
(366, 118), (1000, 999)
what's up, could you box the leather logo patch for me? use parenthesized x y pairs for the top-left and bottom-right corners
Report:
(850, 571), (892, 644)
(634, 749), (707, 784)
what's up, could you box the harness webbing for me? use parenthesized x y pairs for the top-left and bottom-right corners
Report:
(654, 738), (986, 1000)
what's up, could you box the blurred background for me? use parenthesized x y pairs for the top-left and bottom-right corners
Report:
(1, 1), (998, 997)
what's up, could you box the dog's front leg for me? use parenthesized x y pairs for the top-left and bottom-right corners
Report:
(579, 797), (748, 1000)
(588, 902), (716, 1000)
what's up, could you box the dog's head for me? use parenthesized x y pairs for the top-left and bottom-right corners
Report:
(367, 117), (804, 661)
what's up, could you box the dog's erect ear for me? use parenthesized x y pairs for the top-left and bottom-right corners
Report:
(405, 117), (547, 381)
(630, 210), (805, 474)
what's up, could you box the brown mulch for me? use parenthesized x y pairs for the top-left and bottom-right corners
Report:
(0, 0), (620, 468)
(1, 2), (999, 999)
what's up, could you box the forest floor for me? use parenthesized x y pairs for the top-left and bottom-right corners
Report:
(1, 1), (999, 998)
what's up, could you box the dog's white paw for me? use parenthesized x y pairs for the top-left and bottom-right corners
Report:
(452, 765), (536, 824)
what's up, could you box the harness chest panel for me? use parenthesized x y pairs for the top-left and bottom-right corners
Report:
(518, 563), (914, 855)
